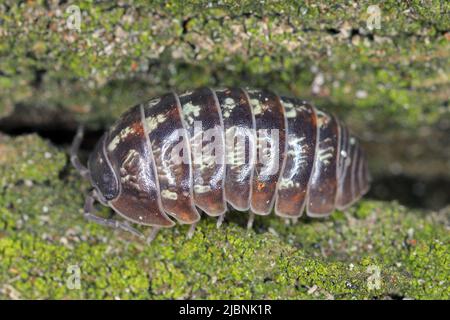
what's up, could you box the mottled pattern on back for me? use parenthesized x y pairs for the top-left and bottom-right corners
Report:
(87, 87), (370, 228)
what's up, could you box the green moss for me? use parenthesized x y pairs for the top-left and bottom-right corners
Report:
(0, 1), (449, 179)
(0, 134), (66, 187)
(0, 134), (448, 299)
(264, 200), (450, 299)
(0, 0), (448, 300)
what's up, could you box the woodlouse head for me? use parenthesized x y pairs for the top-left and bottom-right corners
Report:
(87, 133), (120, 202)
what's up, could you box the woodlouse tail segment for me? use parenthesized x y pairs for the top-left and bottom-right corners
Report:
(354, 143), (371, 199)
(335, 120), (350, 209)
(335, 133), (369, 210)
(360, 151), (371, 195)
(354, 146), (364, 199)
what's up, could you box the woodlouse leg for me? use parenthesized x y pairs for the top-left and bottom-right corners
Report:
(292, 217), (299, 225)
(146, 227), (160, 244)
(186, 222), (198, 239)
(83, 191), (145, 239)
(216, 213), (225, 229)
(70, 125), (90, 180)
(246, 212), (255, 230)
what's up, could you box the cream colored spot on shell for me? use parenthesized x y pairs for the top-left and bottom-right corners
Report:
(278, 178), (300, 190)
(108, 135), (121, 152)
(120, 149), (141, 189)
(298, 104), (310, 113)
(179, 91), (193, 98)
(182, 102), (201, 124)
(246, 89), (260, 95)
(224, 97), (235, 106)
(161, 189), (178, 200)
(147, 98), (161, 108)
(145, 114), (167, 131)
(278, 178), (294, 190)
(225, 126), (247, 167)
(159, 165), (176, 186)
(282, 101), (297, 118)
(194, 184), (211, 194)
(318, 139), (334, 165)
(282, 100), (294, 109)
(287, 136), (306, 156)
(107, 126), (137, 152)
(250, 98), (264, 115)
(222, 97), (236, 118)
(146, 117), (158, 132)
(122, 149), (139, 169)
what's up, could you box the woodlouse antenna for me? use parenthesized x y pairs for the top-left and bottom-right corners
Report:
(70, 125), (90, 180)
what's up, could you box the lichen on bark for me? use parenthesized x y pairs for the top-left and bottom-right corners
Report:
(0, 0), (449, 179)
(0, 1), (449, 300)
(0, 134), (448, 299)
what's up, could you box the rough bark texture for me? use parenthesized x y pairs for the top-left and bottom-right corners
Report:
(0, 1), (449, 299)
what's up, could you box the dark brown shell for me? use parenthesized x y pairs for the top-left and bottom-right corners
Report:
(88, 87), (370, 227)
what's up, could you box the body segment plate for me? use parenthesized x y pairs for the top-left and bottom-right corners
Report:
(215, 88), (256, 211)
(336, 135), (358, 209)
(143, 93), (200, 224)
(335, 121), (352, 209)
(246, 89), (287, 215)
(105, 105), (174, 227)
(275, 98), (317, 217)
(354, 143), (363, 200)
(307, 110), (339, 216)
(179, 88), (226, 216)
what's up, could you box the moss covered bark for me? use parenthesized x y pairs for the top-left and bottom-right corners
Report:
(0, 134), (448, 299)
(0, 0), (449, 179)
(0, 0), (448, 300)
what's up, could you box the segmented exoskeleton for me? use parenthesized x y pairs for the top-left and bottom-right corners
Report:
(71, 88), (370, 242)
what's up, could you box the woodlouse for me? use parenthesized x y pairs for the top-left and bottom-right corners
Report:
(71, 88), (370, 242)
